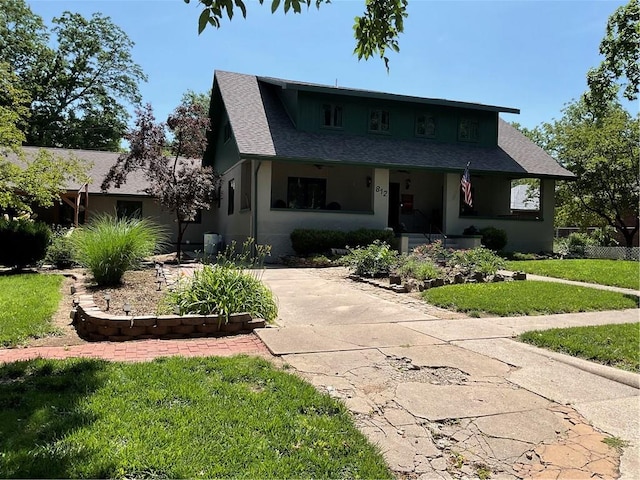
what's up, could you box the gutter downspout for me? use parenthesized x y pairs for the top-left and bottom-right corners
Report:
(252, 160), (262, 254)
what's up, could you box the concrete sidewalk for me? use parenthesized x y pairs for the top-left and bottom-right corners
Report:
(257, 267), (640, 480)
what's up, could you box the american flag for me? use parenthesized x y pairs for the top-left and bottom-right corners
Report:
(461, 164), (472, 207)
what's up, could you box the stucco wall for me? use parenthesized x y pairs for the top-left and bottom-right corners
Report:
(443, 173), (555, 252)
(87, 195), (213, 252)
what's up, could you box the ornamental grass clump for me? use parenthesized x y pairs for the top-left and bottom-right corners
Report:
(165, 264), (278, 322)
(71, 214), (165, 286)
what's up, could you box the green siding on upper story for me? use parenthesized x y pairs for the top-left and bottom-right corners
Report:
(295, 91), (499, 147)
(210, 110), (240, 174)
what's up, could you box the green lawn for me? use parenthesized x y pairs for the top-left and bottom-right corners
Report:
(520, 323), (640, 373)
(0, 356), (392, 479)
(505, 259), (640, 290)
(422, 281), (639, 316)
(0, 273), (63, 347)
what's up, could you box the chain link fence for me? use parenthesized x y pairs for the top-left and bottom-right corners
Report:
(583, 246), (639, 261)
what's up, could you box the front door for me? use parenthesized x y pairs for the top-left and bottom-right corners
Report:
(388, 182), (400, 232)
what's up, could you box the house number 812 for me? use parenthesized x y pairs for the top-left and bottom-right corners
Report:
(375, 186), (388, 197)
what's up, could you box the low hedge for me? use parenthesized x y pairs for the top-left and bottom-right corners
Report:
(291, 228), (395, 256)
(0, 218), (51, 269)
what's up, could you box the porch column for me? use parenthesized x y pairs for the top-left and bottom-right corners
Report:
(442, 173), (461, 235)
(372, 168), (389, 227)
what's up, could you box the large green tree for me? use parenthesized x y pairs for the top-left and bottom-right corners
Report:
(186, 0), (408, 68)
(0, 62), (30, 154)
(0, 0), (147, 151)
(538, 100), (638, 247)
(586, 0), (639, 112)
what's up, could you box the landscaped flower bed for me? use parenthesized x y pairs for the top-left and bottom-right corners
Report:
(342, 240), (523, 293)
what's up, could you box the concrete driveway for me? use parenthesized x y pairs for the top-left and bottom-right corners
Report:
(257, 267), (640, 479)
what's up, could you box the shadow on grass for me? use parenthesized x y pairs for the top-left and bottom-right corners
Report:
(0, 359), (108, 477)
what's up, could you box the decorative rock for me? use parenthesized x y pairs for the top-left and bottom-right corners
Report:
(389, 274), (402, 285)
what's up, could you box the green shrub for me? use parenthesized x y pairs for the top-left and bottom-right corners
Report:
(71, 214), (165, 286)
(44, 227), (76, 269)
(449, 247), (506, 276)
(505, 251), (539, 261)
(341, 241), (398, 277)
(290, 229), (346, 256)
(0, 218), (51, 269)
(566, 232), (598, 256)
(290, 228), (394, 256)
(163, 264), (278, 321)
(479, 227), (508, 251)
(397, 256), (442, 280)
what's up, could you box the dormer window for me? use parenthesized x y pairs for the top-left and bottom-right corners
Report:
(369, 109), (390, 133)
(458, 117), (479, 142)
(416, 114), (436, 138)
(322, 104), (343, 128)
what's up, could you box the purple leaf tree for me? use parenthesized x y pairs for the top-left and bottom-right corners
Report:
(102, 102), (220, 260)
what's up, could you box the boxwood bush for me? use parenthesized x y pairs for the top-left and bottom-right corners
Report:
(290, 228), (394, 256)
(480, 226), (508, 251)
(0, 218), (51, 269)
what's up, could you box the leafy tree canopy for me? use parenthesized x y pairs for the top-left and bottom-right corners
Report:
(0, 0), (147, 151)
(186, 0), (408, 69)
(102, 101), (221, 260)
(0, 149), (90, 215)
(528, 100), (639, 246)
(0, 62), (30, 154)
(586, 0), (639, 111)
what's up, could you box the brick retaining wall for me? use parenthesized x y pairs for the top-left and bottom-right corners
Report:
(70, 280), (265, 342)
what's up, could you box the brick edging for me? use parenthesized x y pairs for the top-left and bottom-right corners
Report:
(69, 275), (265, 342)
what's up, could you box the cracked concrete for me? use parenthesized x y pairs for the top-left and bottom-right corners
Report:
(257, 267), (640, 479)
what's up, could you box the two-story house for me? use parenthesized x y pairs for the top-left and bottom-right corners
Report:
(206, 70), (574, 258)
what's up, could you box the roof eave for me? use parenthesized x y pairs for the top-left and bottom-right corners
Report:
(239, 152), (573, 179)
(258, 77), (520, 114)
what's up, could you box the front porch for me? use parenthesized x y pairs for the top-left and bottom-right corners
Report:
(257, 161), (555, 257)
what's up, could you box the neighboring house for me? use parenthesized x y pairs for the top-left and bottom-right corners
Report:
(205, 70), (574, 258)
(510, 184), (540, 216)
(7, 146), (212, 250)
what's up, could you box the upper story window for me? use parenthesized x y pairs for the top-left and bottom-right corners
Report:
(415, 113), (436, 138)
(369, 109), (390, 133)
(322, 104), (343, 128)
(458, 117), (479, 142)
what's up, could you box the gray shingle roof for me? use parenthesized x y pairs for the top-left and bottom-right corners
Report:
(215, 70), (574, 179)
(6, 146), (153, 195)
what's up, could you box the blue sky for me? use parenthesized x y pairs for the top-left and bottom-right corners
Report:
(29, 0), (631, 130)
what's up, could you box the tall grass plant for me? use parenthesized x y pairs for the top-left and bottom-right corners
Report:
(71, 214), (165, 286)
(163, 264), (278, 321)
